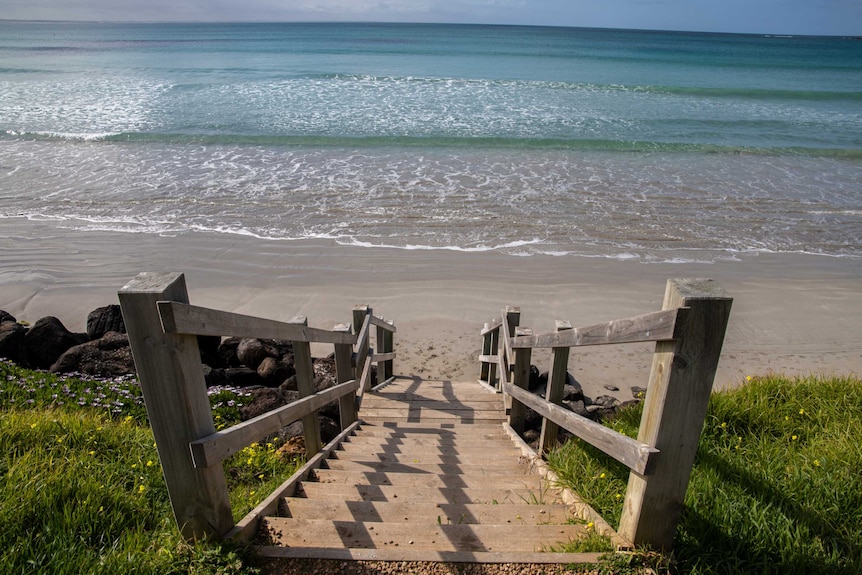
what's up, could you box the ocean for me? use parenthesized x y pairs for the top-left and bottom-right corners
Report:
(1, 21), (861, 263)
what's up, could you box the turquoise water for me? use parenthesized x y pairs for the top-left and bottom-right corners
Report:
(1, 21), (861, 262)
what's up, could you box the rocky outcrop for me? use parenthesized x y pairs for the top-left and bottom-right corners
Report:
(0, 312), (27, 366)
(24, 316), (89, 370)
(86, 305), (125, 340)
(49, 331), (135, 378)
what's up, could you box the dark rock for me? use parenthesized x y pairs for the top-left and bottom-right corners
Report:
(49, 331), (134, 377)
(282, 375), (298, 391)
(524, 407), (542, 431)
(25, 316), (89, 370)
(536, 370), (548, 391)
(562, 399), (589, 418)
(318, 400), (340, 421)
(313, 357), (337, 391)
(619, 399), (641, 411)
(203, 365), (227, 388)
(239, 387), (287, 420)
(0, 321), (28, 365)
(281, 421), (305, 440)
(197, 335), (221, 367)
(257, 357), (296, 387)
(86, 305), (125, 340)
(603, 384), (620, 392)
(319, 416), (341, 444)
(529, 364), (540, 391)
(0, 310), (16, 325)
(631, 386), (647, 399)
(593, 395), (620, 409)
(217, 337), (243, 368)
(563, 377), (584, 400)
(224, 367), (264, 388)
(236, 338), (268, 370)
(523, 428), (540, 447)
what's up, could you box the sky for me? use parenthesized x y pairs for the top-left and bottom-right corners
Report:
(3, 0), (861, 36)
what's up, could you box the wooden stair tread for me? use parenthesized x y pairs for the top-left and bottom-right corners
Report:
(261, 517), (587, 552)
(323, 459), (529, 474)
(311, 468), (547, 489)
(281, 498), (575, 525)
(298, 483), (563, 505)
(330, 451), (527, 466)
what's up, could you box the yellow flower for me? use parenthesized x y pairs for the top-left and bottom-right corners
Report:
(249, 490), (255, 496)
(799, 408), (805, 415)
(89, 450), (96, 456)
(746, 375), (752, 382)
(813, 459), (821, 467)
(146, 460), (154, 467)
(98, 506), (104, 512)
(599, 472), (606, 479)
(791, 435), (798, 441)
(720, 422), (727, 429)
(615, 493), (622, 499)
(138, 485), (146, 493)
(258, 474), (264, 480)
(586, 522), (594, 530)
(30, 423), (37, 429)
(131, 463), (138, 469)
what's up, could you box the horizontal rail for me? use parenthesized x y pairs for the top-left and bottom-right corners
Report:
(157, 301), (356, 345)
(189, 379), (361, 468)
(370, 315), (397, 333)
(480, 317), (503, 336)
(478, 354), (499, 363)
(511, 308), (687, 349)
(373, 351), (396, 363)
(503, 382), (658, 476)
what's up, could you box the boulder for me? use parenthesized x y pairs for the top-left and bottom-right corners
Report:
(257, 356), (296, 387)
(0, 321), (27, 365)
(239, 387), (294, 420)
(202, 365), (227, 388)
(217, 337), (243, 368)
(224, 367), (265, 388)
(236, 338), (276, 370)
(49, 331), (134, 377)
(86, 305), (125, 340)
(0, 310), (16, 325)
(25, 316), (88, 370)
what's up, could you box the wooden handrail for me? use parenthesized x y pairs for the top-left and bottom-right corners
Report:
(189, 379), (361, 469)
(510, 308), (687, 349)
(157, 301), (356, 345)
(370, 315), (397, 333)
(503, 382), (658, 476)
(480, 317), (503, 336)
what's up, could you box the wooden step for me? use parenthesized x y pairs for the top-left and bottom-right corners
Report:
(280, 498), (575, 525)
(356, 423), (507, 435)
(359, 409), (506, 421)
(298, 483), (564, 505)
(330, 450), (529, 467)
(323, 458), (529, 475)
(261, 517), (587, 553)
(342, 435), (515, 447)
(311, 469), (547, 490)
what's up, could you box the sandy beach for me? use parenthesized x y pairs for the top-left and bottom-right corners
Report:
(2, 217), (861, 401)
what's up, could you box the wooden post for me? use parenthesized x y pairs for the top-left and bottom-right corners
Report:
(488, 326), (499, 390)
(333, 323), (357, 429)
(480, 323), (491, 384)
(118, 272), (233, 540)
(618, 279), (732, 550)
(353, 305), (371, 388)
(289, 316), (321, 457)
(508, 326), (533, 435)
(539, 320), (573, 456)
(376, 319), (394, 383)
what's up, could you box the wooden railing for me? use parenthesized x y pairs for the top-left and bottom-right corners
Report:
(479, 278), (731, 550)
(118, 272), (395, 540)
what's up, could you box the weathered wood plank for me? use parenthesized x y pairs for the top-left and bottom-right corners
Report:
(480, 317), (503, 336)
(511, 308), (688, 349)
(503, 382), (658, 476)
(619, 279), (731, 550)
(260, 518), (588, 553)
(157, 301), (355, 344)
(281, 499), (573, 525)
(190, 379), (360, 468)
(372, 351), (396, 363)
(539, 320), (572, 456)
(290, 316), (322, 458)
(312, 468), (546, 489)
(370, 315), (397, 333)
(508, 326), (533, 434)
(333, 324), (357, 429)
(118, 273), (233, 540)
(297, 484), (563, 505)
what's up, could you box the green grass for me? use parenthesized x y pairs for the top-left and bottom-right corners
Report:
(0, 359), (302, 574)
(547, 374), (862, 574)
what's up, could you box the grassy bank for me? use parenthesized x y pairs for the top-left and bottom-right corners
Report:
(0, 360), (299, 574)
(548, 374), (862, 574)
(4, 360), (860, 574)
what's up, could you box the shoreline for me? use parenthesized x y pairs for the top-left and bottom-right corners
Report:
(2, 218), (861, 402)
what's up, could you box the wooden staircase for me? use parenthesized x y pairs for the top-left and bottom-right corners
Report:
(257, 378), (598, 563)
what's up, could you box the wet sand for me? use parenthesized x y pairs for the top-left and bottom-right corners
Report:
(2, 217), (861, 401)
